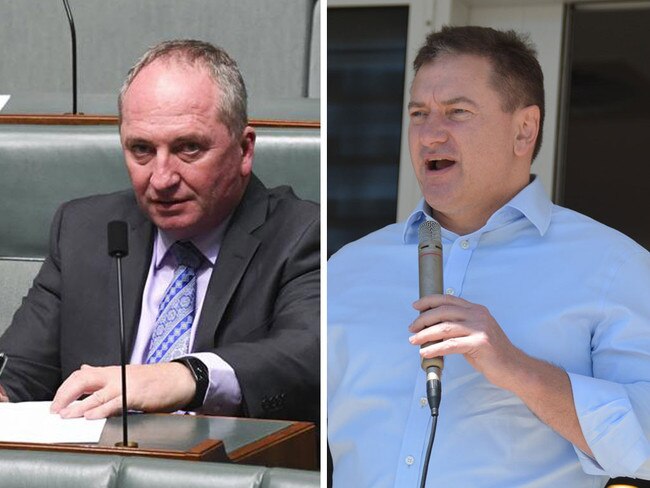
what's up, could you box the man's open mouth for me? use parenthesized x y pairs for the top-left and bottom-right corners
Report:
(426, 158), (455, 171)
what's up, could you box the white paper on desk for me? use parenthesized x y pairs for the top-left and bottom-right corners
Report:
(0, 95), (10, 111)
(0, 401), (106, 443)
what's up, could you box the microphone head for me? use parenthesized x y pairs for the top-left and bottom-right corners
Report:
(418, 220), (441, 246)
(107, 221), (129, 258)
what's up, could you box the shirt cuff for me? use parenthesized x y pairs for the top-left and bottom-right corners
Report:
(568, 372), (650, 477)
(188, 352), (242, 416)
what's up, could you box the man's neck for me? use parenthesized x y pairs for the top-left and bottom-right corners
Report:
(431, 178), (532, 236)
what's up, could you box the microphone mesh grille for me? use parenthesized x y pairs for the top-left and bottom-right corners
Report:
(418, 220), (441, 244)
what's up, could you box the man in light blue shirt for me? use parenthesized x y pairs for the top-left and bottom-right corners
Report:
(328, 26), (650, 487)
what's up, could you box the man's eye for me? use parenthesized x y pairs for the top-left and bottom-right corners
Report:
(410, 110), (427, 119)
(130, 144), (152, 157)
(177, 143), (204, 159)
(181, 143), (201, 155)
(449, 108), (470, 117)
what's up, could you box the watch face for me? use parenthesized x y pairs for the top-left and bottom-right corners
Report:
(174, 357), (208, 410)
(188, 358), (207, 381)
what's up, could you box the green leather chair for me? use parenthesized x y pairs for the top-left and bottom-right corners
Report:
(0, 122), (319, 334)
(0, 449), (320, 488)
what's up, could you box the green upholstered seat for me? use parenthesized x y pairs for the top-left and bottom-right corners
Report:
(0, 122), (319, 334)
(0, 450), (320, 488)
(0, 124), (319, 259)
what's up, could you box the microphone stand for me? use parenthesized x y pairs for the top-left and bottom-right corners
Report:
(108, 221), (138, 448)
(62, 0), (78, 114)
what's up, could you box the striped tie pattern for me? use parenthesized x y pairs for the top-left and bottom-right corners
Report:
(146, 241), (203, 364)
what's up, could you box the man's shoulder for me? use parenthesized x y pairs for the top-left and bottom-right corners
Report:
(240, 178), (319, 233)
(552, 205), (646, 250)
(60, 189), (138, 216)
(265, 184), (319, 219)
(329, 222), (407, 265)
(232, 178), (319, 249)
(55, 190), (147, 234)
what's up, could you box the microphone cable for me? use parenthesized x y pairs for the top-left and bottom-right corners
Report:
(418, 372), (441, 488)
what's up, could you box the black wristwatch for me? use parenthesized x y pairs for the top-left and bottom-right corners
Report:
(172, 356), (209, 410)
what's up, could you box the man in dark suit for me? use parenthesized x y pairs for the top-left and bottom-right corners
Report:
(0, 40), (319, 424)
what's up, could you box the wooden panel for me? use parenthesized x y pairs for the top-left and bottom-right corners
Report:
(0, 114), (319, 129)
(0, 413), (317, 469)
(0, 438), (227, 462)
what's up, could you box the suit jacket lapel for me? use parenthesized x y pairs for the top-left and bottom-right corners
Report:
(122, 215), (155, 354)
(104, 201), (154, 362)
(193, 176), (268, 352)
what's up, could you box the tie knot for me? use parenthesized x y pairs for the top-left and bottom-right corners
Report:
(171, 241), (204, 269)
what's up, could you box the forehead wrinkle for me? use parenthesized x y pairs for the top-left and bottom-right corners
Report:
(123, 60), (220, 119)
(441, 96), (479, 108)
(407, 101), (426, 109)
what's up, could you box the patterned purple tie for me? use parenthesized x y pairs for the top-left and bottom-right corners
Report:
(146, 241), (203, 364)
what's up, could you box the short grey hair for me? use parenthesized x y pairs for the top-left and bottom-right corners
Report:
(118, 39), (248, 137)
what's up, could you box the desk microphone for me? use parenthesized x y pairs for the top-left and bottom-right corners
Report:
(107, 220), (137, 448)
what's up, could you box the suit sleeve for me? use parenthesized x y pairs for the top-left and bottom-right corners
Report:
(215, 212), (320, 423)
(0, 205), (66, 401)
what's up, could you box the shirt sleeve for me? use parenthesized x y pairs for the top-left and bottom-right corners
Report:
(189, 352), (242, 416)
(569, 249), (650, 478)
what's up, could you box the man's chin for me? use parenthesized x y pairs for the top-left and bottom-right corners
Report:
(150, 216), (202, 241)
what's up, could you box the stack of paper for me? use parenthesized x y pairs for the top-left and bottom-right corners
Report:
(0, 401), (106, 443)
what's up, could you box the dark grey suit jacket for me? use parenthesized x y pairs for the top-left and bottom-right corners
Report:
(0, 175), (320, 423)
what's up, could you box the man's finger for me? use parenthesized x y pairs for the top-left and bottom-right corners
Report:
(409, 305), (466, 333)
(51, 366), (105, 413)
(0, 384), (9, 403)
(83, 395), (123, 420)
(409, 321), (470, 345)
(412, 293), (470, 312)
(419, 336), (473, 359)
(58, 389), (109, 418)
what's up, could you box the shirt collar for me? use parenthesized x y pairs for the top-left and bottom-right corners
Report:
(402, 175), (552, 244)
(153, 215), (232, 270)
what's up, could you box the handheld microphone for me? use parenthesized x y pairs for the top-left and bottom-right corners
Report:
(418, 220), (444, 416)
(107, 221), (137, 448)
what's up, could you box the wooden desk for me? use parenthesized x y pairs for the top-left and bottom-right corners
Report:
(0, 413), (316, 470)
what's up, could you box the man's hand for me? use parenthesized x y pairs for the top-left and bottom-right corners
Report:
(409, 293), (526, 390)
(0, 384), (9, 402)
(409, 293), (593, 455)
(50, 363), (196, 419)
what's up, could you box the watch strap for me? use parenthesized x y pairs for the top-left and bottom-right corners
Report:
(172, 356), (209, 410)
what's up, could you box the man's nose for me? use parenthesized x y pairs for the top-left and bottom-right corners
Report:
(149, 151), (181, 190)
(419, 114), (449, 147)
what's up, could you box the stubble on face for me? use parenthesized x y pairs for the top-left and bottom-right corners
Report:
(120, 60), (253, 240)
(408, 54), (532, 235)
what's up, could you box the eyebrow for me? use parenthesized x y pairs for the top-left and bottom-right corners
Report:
(123, 137), (150, 147)
(408, 96), (479, 109)
(123, 134), (212, 147)
(443, 96), (479, 107)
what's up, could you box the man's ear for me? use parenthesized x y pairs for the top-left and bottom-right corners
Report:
(514, 105), (540, 158)
(239, 126), (256, 176)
